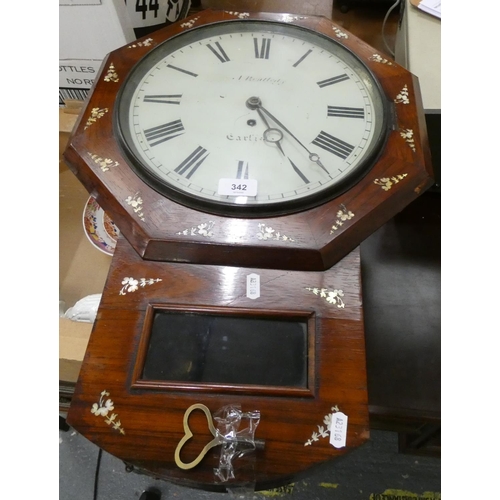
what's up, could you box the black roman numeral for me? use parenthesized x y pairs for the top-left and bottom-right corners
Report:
(293, 49), (313, 67)
(254, 38), (271, 59)
(312, 131), (354, 160)
(327, 105), (365, 119)
(143, 94), (182, 105)
(317, 74), (349, 88)
(166, 64), (198, 77)
(144, 119), (184, 147)
(236, 160), (249, 179)
(174, 146), (209, 179)
(207, 42), (230, 63)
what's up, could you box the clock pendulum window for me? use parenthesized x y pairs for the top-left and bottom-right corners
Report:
(64, 9), (433, 490)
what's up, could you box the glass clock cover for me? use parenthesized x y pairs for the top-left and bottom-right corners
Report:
(115, 20), (388, 216)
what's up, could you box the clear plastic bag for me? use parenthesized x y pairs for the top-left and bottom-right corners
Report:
(212, 405), (261, 482)
(64, 293), (101, 323)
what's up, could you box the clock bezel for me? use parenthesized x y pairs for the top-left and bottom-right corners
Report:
(113, 19), (392, 218)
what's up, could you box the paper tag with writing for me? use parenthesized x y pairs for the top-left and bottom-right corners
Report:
(218, 178), (258, 197)
(329, 412), (348, 448)
(246, 273), (260, 300)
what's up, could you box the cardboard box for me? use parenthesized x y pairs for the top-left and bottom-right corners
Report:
(58, 0), (191, 105)
(59, 105), (112, 383)
(59, 0), (135, 105)
(59, 0), (134, 61)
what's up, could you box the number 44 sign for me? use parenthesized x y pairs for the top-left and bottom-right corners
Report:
(126, 0), (191, 29)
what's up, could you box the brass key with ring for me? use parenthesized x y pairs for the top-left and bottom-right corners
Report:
(174, 403), (264, 470)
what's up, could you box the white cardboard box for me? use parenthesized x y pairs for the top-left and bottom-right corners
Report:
(59, 0), (134, 61)
(59, 0), (135, 104)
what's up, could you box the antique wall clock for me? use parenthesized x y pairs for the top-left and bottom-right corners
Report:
(64, 9), (433, 271)
(64, 8), (433, 491)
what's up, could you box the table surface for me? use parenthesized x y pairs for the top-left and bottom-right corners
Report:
(361, 191), (441, 424)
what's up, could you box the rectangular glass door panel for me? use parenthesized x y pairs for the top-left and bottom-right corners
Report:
(142, 311), (308, 388)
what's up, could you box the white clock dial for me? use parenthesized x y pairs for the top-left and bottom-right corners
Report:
(116, 20), (388, 216)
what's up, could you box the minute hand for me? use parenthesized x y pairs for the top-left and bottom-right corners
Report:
(248, 97), (329, 174)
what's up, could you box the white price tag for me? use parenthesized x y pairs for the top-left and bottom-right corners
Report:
(218, 178), (258, 197)
(246, 273), (260, 300)
(329, 412), (348, 448)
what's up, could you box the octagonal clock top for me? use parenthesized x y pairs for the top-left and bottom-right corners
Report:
(64, 9), (433, 271)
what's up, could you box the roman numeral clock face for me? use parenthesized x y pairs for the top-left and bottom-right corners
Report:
(115, 20), (388, 216)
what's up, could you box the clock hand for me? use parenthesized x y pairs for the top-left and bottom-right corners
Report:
(255, 107), (285, 156)
(246, 96), (329, 174)
(256, 106), (311, 184)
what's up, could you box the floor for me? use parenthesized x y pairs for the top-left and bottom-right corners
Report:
(59, 426), (441, 500)
(60, 2), (440, 499)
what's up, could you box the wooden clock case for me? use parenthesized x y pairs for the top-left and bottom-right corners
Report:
(64, 8), (434, 491)
(63, 9), (433, 272)
(67, 236), (369, 490)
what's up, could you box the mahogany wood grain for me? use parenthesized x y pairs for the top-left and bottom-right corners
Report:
(200, 0), (334, 19)
(63, 9), (433, 271)
(67, 237), (369, 490)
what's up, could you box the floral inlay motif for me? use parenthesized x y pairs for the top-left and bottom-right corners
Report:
(224, 11), (250, 18)
(177, 221), (215, 237)
(282, 14), (307, 22)
(400, 129), (416, 151)
(374, 174), (408, 191)
(370, 54), (394, 65)
(305, 405), (340, 446)
(128, 38), (154, 48)
(87, 152), (119, 172)
(394, 85), (410, 104)
(84, 107), (108, 130)
(119, 277), (162, 295)
(91, 390), (125, 435)
(330, 205), (355, 234)
(257, 223), (295, 242)
(103, 62), (119, 83)
(305, 288), (345, 308)
(125, 193), (145, 221)
(332, 27), (348, 39)
(180, 16), (200, 28)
